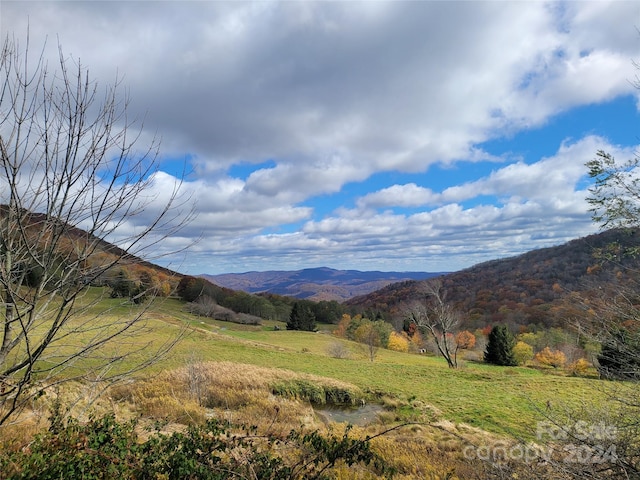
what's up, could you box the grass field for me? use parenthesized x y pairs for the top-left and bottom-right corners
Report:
(2, 289), (623, 479)
(129, 295), (609, 440)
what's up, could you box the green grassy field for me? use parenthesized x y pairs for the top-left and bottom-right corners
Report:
(122, 295), (609, 440)
(4, 288), (623, 479)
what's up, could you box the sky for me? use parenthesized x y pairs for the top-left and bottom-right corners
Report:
(2, 1), (640, 275)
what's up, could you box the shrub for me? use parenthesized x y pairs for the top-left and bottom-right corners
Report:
(326, 341), (351, 359)
(387, 331), (410, 352)
(271, 379), (358, 406)
(324, 386), (358, 406)
(535, 347), (567, 369)
(513, 341), (534, 366)
(567, 358), (592, 376)
(1, 413), (390, 479)
(272, 379), (326, 404)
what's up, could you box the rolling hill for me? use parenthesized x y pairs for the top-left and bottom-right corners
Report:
(345, 228), (640, 331)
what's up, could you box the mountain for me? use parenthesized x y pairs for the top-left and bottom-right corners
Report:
(345, 229), (640, 331)
(200, 267), (445, 302)
(0, 206), (183, 283)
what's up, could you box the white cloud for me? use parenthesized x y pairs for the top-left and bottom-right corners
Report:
(357, 184), (438, 209)
(2, 1), (639, 274)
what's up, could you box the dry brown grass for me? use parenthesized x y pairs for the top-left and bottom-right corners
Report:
(1, 361), (566, 479)
(110, 361), (361, 436)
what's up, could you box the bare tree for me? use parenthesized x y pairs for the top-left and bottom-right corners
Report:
(406, 278), (461, 368)
(0, 35), (191, 426)
(355, 322), (381, 362)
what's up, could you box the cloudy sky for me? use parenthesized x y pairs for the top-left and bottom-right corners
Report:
(2, 1), (640, 275)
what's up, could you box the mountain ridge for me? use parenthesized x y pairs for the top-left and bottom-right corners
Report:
(200, 267), (446, 302)
(345, 228), (640, 331)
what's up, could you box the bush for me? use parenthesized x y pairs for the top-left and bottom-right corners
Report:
(513, 341), (534, 366)
(535, 347), (566, 369)
(271, 379), (359, 406)
(272, 379), (326, 404)
(387, 331), (410, 352)
(1, 413), (390, 479)
(567, 358), (592, 376)
(326, 341), (351, 359)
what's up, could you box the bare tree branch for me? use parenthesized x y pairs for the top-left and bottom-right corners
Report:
(405, 278), (461, 368)
(0, 34), (193, 426)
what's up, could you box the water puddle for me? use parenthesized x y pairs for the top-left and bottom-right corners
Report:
(313, 403), (385, 426)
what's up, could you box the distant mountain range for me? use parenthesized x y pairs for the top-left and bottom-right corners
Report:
(200, 267), (446, 302)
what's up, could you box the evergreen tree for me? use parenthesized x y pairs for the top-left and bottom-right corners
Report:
(484, 325), (517, 366)
(110, 269), (135, 299)
(598, 328), (640, 380)
(287, 302), (316, 331)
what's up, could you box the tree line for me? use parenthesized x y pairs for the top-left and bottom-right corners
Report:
(176, 275), (347, 325)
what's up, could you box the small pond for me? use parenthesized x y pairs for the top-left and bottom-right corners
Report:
(313, 403), (385, 426)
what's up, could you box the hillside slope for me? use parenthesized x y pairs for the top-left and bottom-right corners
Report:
(346, 229), (640, 330)
(201, 267), (445, 302)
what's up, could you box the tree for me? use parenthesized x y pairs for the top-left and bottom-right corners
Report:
(287, 302), (316, 331)
(387, 331), (409, 352)
(585, 150), (640, 382)
(110, 269), (137, 299)
(531, 146), (640, 477)
(597, 327), (640, 379)
(455, 330), (476, 350)
(0, 36), (190, 426)
(354, 322), (381, 362)
(484, 325), (517, 366)
(311, 300), (342, 324)
(406, 279), (461, 368)
(534, 347), (567, 369)
(333, 314), (352, 338)
(587, 150), (640, 231)
(177, 276), (204, 302)
(512, 340), (534, 366)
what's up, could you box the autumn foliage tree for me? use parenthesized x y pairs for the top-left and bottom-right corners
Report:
(455, 330), (476, 350)
(387, 331), (410, 352)
(355, 322), (381, 362)
(534, 347), (566, 369)
(512, 341), (534, 366)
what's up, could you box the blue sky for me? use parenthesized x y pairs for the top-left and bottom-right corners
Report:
(3, 1), (640, 275)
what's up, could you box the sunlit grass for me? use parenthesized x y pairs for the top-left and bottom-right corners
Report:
(156, 316), (606, 439)
(1, 289), (621, 479)
(13, 286), (612, 442)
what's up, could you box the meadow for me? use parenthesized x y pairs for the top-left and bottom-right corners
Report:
(0, 290), (617, 479)
(170, 305), (605, 436)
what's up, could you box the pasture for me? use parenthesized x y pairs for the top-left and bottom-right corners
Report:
(1, 290), (617, 479)
(148, 296), (606, 440)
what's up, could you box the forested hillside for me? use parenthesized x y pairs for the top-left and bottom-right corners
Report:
(346, 229), (640, 332)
